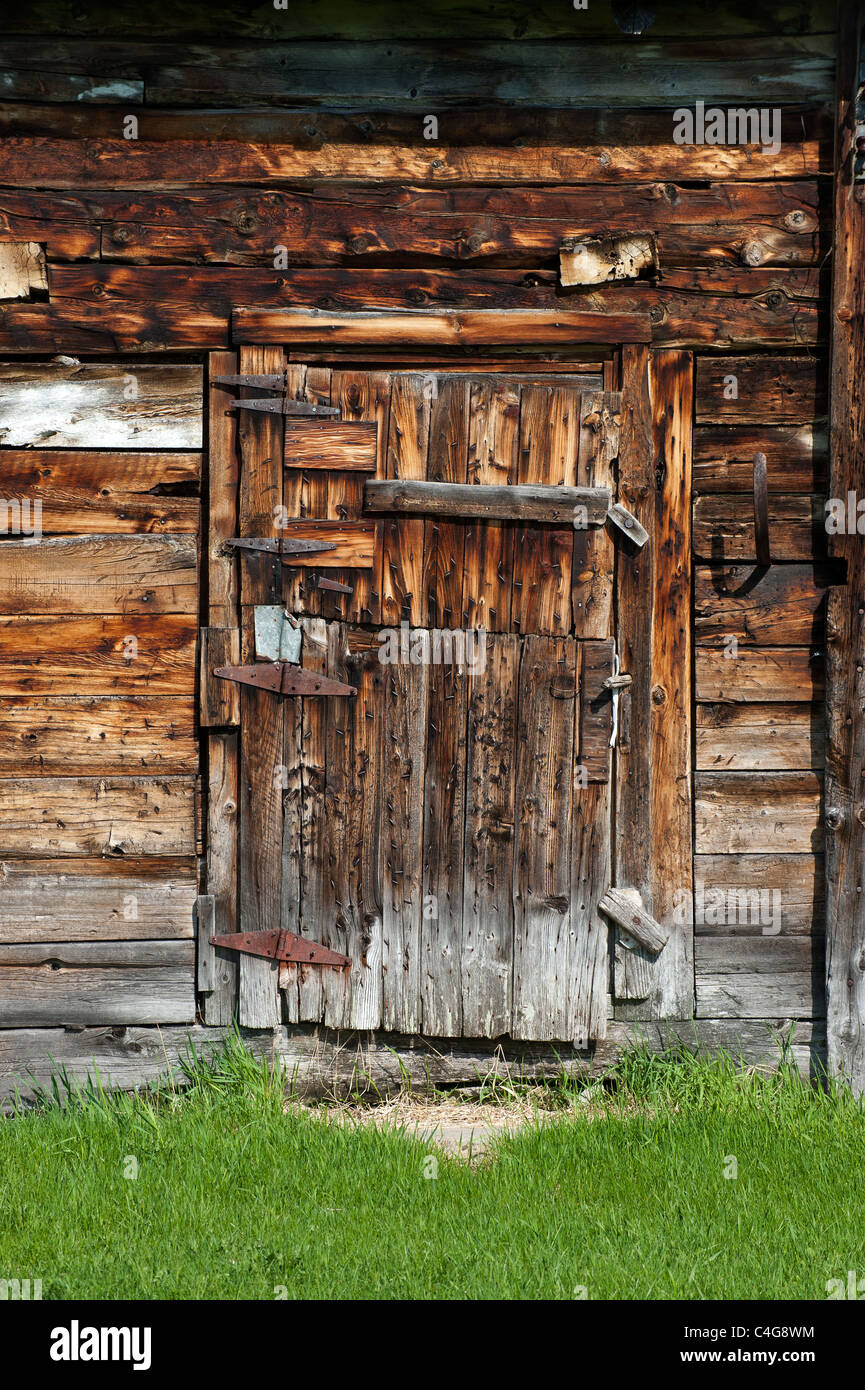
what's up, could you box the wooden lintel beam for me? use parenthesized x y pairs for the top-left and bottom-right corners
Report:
(364, 479), (610, 524)
(233, 307), (652, 347)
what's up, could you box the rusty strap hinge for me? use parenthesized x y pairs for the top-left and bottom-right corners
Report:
(214, 661), (357, 697)
(224, 536), (338, 559)
(234, 397), (340, 418)
(210, 929), (350, 968)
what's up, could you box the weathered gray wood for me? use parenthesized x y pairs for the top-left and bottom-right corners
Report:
(202, 731), (239, 1024)
(696, 936), (825, 1019)
(365, 478), (610, 523)
(0, 776), (195, 856)
(599, 887), (669, 955)
(696, 703), (824, 770)
(512, 635), (576, 1041)
(0, 859), (195, 942)
(0, 241), (46, 298)
(0, 964), (195, 1027)
(0, 940), (193, 966)
(573, 391), (619, 639)
(382, 656), (428, 1033)
(606, 502), (649, 548)
(580, 640), (613, 782)
(462, 633), (518, 1037)
(695, 771), (824, 854)
(570, 781), (611, 1044)
(0, 362), (202, 448)
(199, 627), (240, 727)
(421, 660), (467, 1037)
(694, 854), (824, 936)
(292, 617), (329, 1023)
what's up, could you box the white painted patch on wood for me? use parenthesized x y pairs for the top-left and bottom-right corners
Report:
(0, 363), (203, 448)
(560, 233), (657, 287)
(0, 242), (47, 300)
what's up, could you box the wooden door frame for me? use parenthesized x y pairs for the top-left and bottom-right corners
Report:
(216, 310), (695, 1031)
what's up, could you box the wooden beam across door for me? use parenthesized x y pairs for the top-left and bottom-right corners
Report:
(232, 307), (653, 346)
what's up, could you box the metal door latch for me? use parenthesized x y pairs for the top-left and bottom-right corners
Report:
(601, 654), (632, 748)
(223, 536), (338, 560)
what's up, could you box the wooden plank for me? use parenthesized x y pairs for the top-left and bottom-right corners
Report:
(327, 370), (391, 624)
(421, 660), (467, 1036)
(694, 424), (826, 493)
(645, 349), (693, 1017)
(696, 645), (823, 703)
(598, 887), (669, 955)
(695, 356), (826, 423)
(697, 703), (825, 771)
(0, 535), (198, 615)
(696, 936), (824, 1019)
(0, 696), (196, 774)
(0, 298), (225, 353)
(293, 617), (329, 1023)
(199, 627), (240, 728)
(0, 241), (46, 299)
(512, 635), (576, 1040)
(462, 633), (518, 1037)
(695, 564), (830, 644)
(0, 614), (197, 696)
(570, 781), (611, 1044)
(694, 854), (825, 936)
(0, 776), (195, 856)
(423, 376), (469, 629)
(234, 307), (651, 346)
(573, 390), (619, 639)
(207, 351), (239, 628)
(695, 771), (823, 854)
(0, 859), (196, 942)
(237, 343), (285, 1029)
(321, 625), (384, 1030)
(463, 379), (519, 632)
(202, 731), (238, 1025)
(0, 959), (195, 1027)
(0, 940), (193, 966)
(284, 419), (377, 470)
(694, 493), (822, 562)
(0, 118), (828, 198)
(281, 363), (331, 616)
(579, 638), (614, 782)
(0, 363), (202, 449)
(381, 374), (430, 627)
(614, 344), (655, 1003)
(512, 385), (578, 637)
(381, 656), (428, 1033)
(0, 449), (200, 534)
(825, 0), (865, 1090)
(367, 477), (607, 524)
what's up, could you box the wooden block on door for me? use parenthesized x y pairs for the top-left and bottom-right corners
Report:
(200, 627), (240, 727)
(279, 520), (378, 568)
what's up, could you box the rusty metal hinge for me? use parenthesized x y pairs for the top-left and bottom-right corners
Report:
(223, 536), (338, 559)
(232, 397), (341, 418)
(214, 661), (357, 697)
(210, 929), (349, 968)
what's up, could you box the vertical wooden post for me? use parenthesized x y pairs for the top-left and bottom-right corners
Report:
(615, 346), (694, 1019)
(826, 1), (865, 1088)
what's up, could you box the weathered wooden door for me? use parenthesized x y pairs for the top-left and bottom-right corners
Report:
(201, 342), (692, 1042)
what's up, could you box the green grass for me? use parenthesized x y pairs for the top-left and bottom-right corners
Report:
(1, 1034), (863, 1300)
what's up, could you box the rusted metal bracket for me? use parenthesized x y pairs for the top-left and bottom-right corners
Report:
(286, 571), (354, 594)
(753, 450), (771, 565)
(224, 536), (338, 559)
(209, 929), (350, 968)
(212, 372), (286, 390)
(214, 661), (357, 697)
(231, 397), (341, 418)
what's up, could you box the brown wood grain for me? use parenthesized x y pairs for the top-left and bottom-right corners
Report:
(0, 696), (196, 774)
(695, 564), (830, 645)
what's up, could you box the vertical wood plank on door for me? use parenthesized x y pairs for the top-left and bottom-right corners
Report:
(331, 370), (391, 625)
(295, 616), (329, 1022)
(648, 349), (694, 1018)
(464, 379), (518, 632)
(570, 781), (612, 1043)
(237, 344), (285, 1027)
(382, 654), (428, 1032)
(514, 386), (578, 636)
(382, 374), (430, 627)
(573, 390), (620, 639)
(423, 376), (470, 629)
(462, 632), (518, 1036)
(279, 666), (303, 1022)
(512, 635), (576, 1039)
(422, 660), (468, 1036)
(202, 351), (240, 1024)
(322, 624), (384, 1029)
(614, 345), (656, 1003)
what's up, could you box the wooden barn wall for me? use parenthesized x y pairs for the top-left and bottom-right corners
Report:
(0, 0), (838, 1077)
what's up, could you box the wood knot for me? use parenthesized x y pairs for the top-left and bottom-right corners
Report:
(826, 808), (844, 831)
